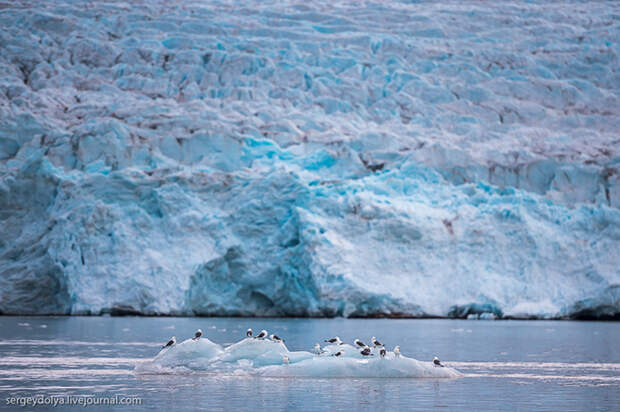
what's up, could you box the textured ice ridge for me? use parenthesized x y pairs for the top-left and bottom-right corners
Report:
(135, 337), (461, 378)
(0, 1), (619, 318)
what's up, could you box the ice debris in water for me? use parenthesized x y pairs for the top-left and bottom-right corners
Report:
(135, 336), (460, 379)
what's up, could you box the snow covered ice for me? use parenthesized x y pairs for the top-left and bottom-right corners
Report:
(135, 336), (461, 379)
(0, 0), (619, 319)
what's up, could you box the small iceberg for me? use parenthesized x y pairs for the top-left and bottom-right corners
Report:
(135, 337), (461, 378)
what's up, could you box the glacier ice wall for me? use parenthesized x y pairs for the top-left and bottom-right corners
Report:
(0, 0), (619, 318)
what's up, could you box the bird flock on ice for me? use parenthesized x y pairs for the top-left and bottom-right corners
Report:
(161, 328), (445, 367)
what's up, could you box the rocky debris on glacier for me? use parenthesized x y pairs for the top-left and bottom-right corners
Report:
(0, 1), (618, 319)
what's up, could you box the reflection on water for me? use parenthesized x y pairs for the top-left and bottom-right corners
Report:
(0, 317), (618, 411)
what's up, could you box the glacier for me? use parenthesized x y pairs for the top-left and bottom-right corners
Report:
(0, 0), (619, 319)
(135, 336), (461, 378)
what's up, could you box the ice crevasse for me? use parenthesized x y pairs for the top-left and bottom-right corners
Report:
(0, 0), (619, 319)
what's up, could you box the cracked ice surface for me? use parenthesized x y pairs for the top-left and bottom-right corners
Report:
(0, 0), (619, 318)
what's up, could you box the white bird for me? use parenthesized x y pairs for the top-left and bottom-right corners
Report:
(192, 329), (202, 341)
(360, 346), (373, 356)
(162, 336), (176, 349)
(324, 336), (343, 345)
(394, 346), (401, 357)
(332, 350), (344, 357)
(354, 339), (366, 348)
(371, 336), (384, 347)
(270, 334), (285, 343)
(433, 356), (444, 367)
(256, 330), (268, 339)
(246, 328), (253, 338)
(282, 355), (290, 365)
(314, 343), (325, 355)
(379, 347), (386, 358)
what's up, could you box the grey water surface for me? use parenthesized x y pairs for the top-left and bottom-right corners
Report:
(0, 317), (618, 411)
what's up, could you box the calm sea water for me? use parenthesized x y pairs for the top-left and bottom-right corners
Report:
(0, 317), (618, 411)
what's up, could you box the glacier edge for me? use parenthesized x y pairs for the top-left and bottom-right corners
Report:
(0, 0), (619, 319)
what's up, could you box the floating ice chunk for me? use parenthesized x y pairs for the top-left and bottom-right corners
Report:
(135, 337), (224, 373)
(135, 338), (461, 378)
(321, 343), (370, 359)
(258, 355), (460, 378)
(466, 312), (498, 320)
(217, 337), (311, 367)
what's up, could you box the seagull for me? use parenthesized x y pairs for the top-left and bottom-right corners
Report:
(282, 355), (290, 365)
(324, 336), (343, 345)
(314, 343), (325, 355)
(246, 328), (253, 338)
(360, 347), (373, 356)
(332, 350), (344, 357)
(394, 346), (401, 357)
(354, 339), (367, 348)
(256, 330), (268, 339)
(371, 337), (384, 347)
(379, 348), (386, 358)
(270, 334), (285, 343)
(192, 329), (202, 341)
(433, 356), (444, 367)
(162, 336), (176, 349)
